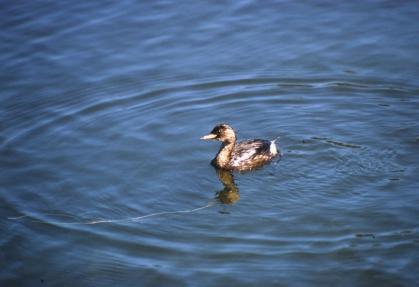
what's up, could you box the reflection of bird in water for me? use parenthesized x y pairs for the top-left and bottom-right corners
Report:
(215, 168), (240, 204)
(201, 123), (280, 172)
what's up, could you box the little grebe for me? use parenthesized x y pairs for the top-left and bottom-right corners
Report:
(201, 123), (280, 171)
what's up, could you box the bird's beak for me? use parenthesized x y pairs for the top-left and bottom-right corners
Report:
(200, 133), (217, 140)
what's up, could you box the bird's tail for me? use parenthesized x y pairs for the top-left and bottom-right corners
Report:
(270, 135), (280, 156)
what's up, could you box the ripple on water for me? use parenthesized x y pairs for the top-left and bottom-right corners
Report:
(3, 74), (419, 287)
(4, 75), (414, 205)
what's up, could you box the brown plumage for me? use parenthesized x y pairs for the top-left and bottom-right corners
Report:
(201, 123), (280, 172)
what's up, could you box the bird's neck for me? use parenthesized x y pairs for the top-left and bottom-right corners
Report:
(212, 140), (235, 169)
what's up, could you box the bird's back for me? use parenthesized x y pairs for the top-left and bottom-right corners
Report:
(230, 139), (275, 171)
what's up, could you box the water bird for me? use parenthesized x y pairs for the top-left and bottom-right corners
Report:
(201, 123), (280, 171)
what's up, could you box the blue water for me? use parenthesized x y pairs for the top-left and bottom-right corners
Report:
(1, 1), (419, 286)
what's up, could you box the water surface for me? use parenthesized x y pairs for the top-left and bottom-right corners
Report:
(1, 1), (419, 286)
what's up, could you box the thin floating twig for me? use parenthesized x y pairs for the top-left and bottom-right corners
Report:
(325, 139), (361, 149)
(8, 201), (215, 225)
(310, 136), (361, 149)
